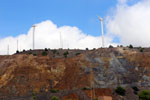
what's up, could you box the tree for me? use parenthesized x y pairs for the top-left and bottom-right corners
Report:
(45, 48), (48, 51)
(115, 86), (126, 96)
(86, 48), (89, 50)
(109, 45), (113, 48)
(129, 44), (133, 48)
(63, 51), (69, 58)
(16, 50), (19, 54)
(138, 90), (150, 100)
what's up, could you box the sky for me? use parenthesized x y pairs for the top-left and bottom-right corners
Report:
(0, 0), (150, 55)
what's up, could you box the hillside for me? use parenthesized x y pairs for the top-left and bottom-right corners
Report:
(0, 47), (150, 100)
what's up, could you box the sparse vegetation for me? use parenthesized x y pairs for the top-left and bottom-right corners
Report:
(42, 51), (48, 56)
(115, 86), (126, 96)
(86, 48), (89, 50)
(64, 51), (69, 58)
(50, 89), (59, 93)
(51, 96), (60, 100)
(138, 90), (150, 100)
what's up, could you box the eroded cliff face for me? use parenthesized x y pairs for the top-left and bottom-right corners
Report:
(0, 47), (150, 99)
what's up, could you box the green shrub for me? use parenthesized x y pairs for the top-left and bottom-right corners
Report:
(50, 89), (59, 93)
(33, 53), (37, 56)
(28, 52), (32, 54)
(51, 49), (57, 54)
(51, 96), (60, 100)
(75, 53), (81, 56)
(93, 48), (96, 50)
(93, 98), (98, 100)
(32, 92), (36, 100)
(63, 51), (69, 58)
(115, 86), (126, 96)
(138, 90), (150, 100)
(82, 87), (91, 90)
(140, 48), (144, 52)
(42, 51), (48, 56)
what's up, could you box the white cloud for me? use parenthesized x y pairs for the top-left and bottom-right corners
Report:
(106, 0), (150, 47)
(0, 20), (115, 55)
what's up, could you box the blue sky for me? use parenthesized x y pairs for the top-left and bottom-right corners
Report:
(0, 0), (117, 38)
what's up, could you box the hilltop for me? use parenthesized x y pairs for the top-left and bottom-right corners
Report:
(0, 47), (150, 100)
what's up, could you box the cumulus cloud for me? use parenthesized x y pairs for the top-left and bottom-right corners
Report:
(106, 0), (150, 47)
(0, 20), (115, 55)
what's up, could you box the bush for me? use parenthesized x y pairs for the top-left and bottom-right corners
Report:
(63, 51), (69, 58)
(51, 96), (60, 100)
(51, 49), (57, 54)
(120, 45), (123, 47)
(129, 44), (133, 48)
(50, 89), (59, 93)
(115, 86), (126, 96)
(32, 92), (36, 100)
(75, 53), (81, 56)
(93, 48), (96, 50)
(138, 90), (150, 100)
(93, 98), (98, 100)
(42, 51), (48, 56)
(82, 87), (91, 90)
(140, 48), (144, 52)
(33, 53), (37, 56)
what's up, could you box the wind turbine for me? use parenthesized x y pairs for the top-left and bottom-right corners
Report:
(32, 25), (37, 50)
(98, 16), (105, 47)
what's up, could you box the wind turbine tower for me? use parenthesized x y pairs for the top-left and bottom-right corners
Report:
(17, 40), (18, 51)
(7, 45), (9, 55)
(60, 32), (63, 49)
(98, 16), (105, 47)
(32, 25), (36, 50)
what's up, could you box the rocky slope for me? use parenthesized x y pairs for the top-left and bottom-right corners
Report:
(0, 47), (150, 100)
